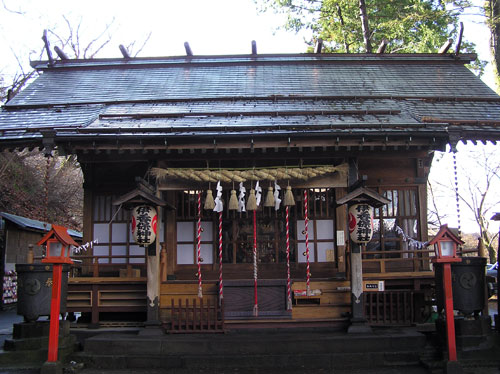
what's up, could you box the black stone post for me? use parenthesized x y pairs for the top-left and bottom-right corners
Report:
(491, 212), (500, 332)
(497, 224), (500, 332)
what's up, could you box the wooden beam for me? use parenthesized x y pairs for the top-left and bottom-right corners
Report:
(376, 39), (388, 54)
(41, 30), (54, 66)
(184, 42), (193, 56)
(54, 46), (69, 60)
(439, 39), (453, 54)
(70, 137), (440, 153)
(251, 40), (257, 55)
(315, 38), (323, 54)
(119, 45), (131, 59)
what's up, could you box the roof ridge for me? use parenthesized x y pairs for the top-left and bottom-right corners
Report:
(30, 53), (476, 70)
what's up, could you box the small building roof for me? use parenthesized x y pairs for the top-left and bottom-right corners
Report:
(0, 53), (499, 153)
(0, 212), (82, 239)
(37, 224), (79, 247)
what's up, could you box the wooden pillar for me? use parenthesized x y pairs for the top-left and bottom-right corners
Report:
(90, 284), (99, 328)
(347, 157), (371, 333)
(144, 242), (160, 328)
(166, 191), (176, 277)
(160, 243), (167, 282)
(336, 188), (347, 276)
(82, 163), (94, 276)
(142, 193), (162, 333)
(348, 242), (371, 333)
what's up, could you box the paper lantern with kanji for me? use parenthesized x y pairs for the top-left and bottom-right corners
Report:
(131, 205), (157, 246)
(348, 203), (374, 244)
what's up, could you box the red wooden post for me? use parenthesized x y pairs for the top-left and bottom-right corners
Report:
(47, 264), (63, 362)
(37, 225), (77, 372)
(443, 262), (457, 361)
(427, 225), (463, 369)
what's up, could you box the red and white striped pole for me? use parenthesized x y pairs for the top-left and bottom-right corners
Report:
(286, 206), (292, 310)
(218, 211), (223, 304)
(197, 192), (203, 298)
(304, 189), (311, 296)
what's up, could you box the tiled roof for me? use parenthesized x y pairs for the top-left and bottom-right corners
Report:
(0, 53), (499, 148)
(0, 212), (82, 238)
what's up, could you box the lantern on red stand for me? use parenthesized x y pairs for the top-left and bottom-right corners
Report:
(428, 224), (463, 371)
(38, 225), (77, 374)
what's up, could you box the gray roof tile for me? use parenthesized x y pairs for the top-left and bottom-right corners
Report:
(1, 54), (499, 145)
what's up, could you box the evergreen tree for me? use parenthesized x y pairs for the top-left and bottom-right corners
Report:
(258, 0), (476, 53)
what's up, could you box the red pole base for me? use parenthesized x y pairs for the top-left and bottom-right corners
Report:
(47, 264), (63, 362)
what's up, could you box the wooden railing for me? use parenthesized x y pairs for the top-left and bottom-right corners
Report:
(70, 255), (146, 277)
(167, 298), (224, 333)
(67, 277), (147, 326)
(364, 290), (424, 326)
(362, 249), (435, 275)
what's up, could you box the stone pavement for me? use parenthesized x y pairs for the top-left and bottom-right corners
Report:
(0, 307), (24, 350)
(1, 306), (500, 374)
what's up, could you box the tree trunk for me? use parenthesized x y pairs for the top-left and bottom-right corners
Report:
(337, 5), (350, 53)
(359, 0), (372, 53)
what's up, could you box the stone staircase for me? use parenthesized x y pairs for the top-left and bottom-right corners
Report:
(0, 321), (76, 369)
(72, 327), (428, 372)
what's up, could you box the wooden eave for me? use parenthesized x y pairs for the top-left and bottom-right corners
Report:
(112, 187), (174, 210)
(336, 186), (391, 208)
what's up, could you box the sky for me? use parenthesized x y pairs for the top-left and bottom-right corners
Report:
(0, 0), (310, 79)
(0, 0), (499, 235)
(0, 0), (496, 89)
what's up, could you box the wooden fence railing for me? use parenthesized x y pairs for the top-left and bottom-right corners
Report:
(167, 298), (225, 333)
(362, 249), (434, 275)
(364, 290), (424, 326)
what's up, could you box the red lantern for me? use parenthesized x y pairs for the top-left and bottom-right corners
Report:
(37, 225), (77, 367)
(131, 205), (157, 246)
(348, 203), (374, 244)
(38, 225), (77, 264)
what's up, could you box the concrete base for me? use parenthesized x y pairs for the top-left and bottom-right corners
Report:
(41, 361), (63, 374)
(347, 321), (372, 334)
(445, 360), (463, 374)
(138, 318), (163, 336)
(138, 326), (163, 336)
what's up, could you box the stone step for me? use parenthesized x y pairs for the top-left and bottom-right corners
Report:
(0, 343), (74, 366)
(72, 350), (422, 370)
(82, 329), (426, 357)
(3, 334), (75, 351)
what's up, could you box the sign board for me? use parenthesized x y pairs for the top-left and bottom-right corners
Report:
(363, 280), (385, 292)
(336, 230), (345, 246)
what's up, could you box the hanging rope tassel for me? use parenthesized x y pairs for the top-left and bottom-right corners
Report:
(196, 192), (203, 298)
(264, 186), (274, 207)
(228, 189), (238, 210)
(204, 189), (215, 210)
(252, 209), (258, 316)
(304, 189), (312, 296)
(284, 185), (295, 206)
(286, 206), (292, 311)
